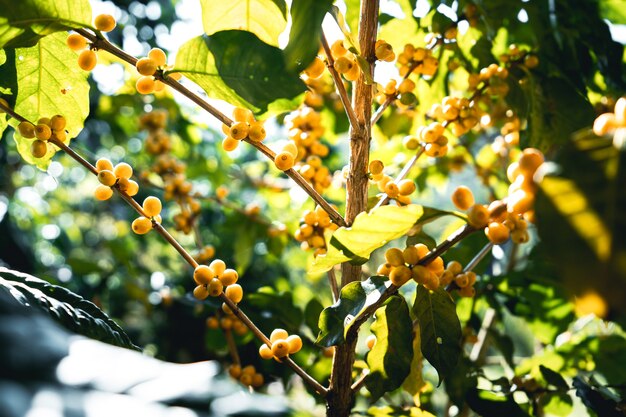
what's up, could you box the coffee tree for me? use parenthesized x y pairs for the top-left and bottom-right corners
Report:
(1, 0), (625, 416)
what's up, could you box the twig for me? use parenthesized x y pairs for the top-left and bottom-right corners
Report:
(351, 370), (369, 391)
(72, 28), (346, 228)
(464, 242), (493, 273)
(223, 328), (241, 365)
(373, 147), (424, 209)
(469, 307), (496, 362)
(328, 268), (339, 303)
(321, 33), (359, 129)
(371, 62), (418, 125)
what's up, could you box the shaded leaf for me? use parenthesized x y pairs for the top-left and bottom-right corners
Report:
(365, 296), (413, 400)
(246, 289), (303, 330)
(402, 326), (426, 397)
(284, 0), (333, 72)
(175, 31), (306, 113)
(309, 204), (423, 275)
(466, 388), (530, 417)
(304, 297), (324, 335)
(413, 286), (461, 385)
(540, 365), (569, 390)
(0, 267), (138, 350)
(573, 376), (623, 417)
(317, 276), (390, 347)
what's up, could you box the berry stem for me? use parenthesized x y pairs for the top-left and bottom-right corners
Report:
(373, 147), (424, 209)
(320, 33), (360, 129)
(223, 328), (241, 366)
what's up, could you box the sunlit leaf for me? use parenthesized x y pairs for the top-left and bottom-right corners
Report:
(402, 328), (426, 397)
(284, 0), (333, 72)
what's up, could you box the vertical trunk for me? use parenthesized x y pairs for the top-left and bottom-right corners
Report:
(326, 1), (379, 416)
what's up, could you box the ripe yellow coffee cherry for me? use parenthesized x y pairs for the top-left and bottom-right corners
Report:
(455, 273), (470, 288)
(334, 56), (354, 74)
(412, 265), (430, 284)
(251, 373), (264, 388)
(193, 285), (209, 300)
(259, 344), (274, 360)
(271, 339), (290, 358)
(96, 158), (114, 172)
(208, 278), (223, 297)
(219, 268), (238, 286)
(403, 246), (420, 265)
(114, 162), (133, 179)
(615, 97), (626, 125)
(153, 80), (165, 92)
(222, 136), (239, 151)
(331, 40), (348, 57)
(384, 248), (405, 267)
(229, 122), (249, 140)
(274, 151), (295, 171)
(511, 228), (530, 243)
(78, 50), (97, 71)
(31, 140), (48, 158)
(451, 186), (475, 210)
(136, 57), (158, 76)
(97, 170), (117, 186)
(398, 179), (416, 195)
(148, 48), (167, 67)
(193, 265), (214, 285)
(225, 284), (243, 303)
(446, 260), (463, 275)
(366, 334), (377, 350)
(369, 160), (384, 175)
(18, 121), (36, 138)
(377, 263), (392, 276)
(117, 177), (130, 192)
(143, 196), (162, 217)
(125, 180), (139, 197)
(50, 115), (66, 131)
(467, 204), (489, 228)
(136, 76), (156, 94)
(426, 256), (444, 275)
(389, 265), (412, 286)
(384, 182), (399, 198)
(66, 33), (87, 51)
(94, 14), (116, 32)
(228, 364), (242, 378)
(94, 184), (113, 200)
(248, 122), (266, 142)
(286, 335), (303, 354)
(206, 317), (219, 329)
(210, 259), (226, 277)
(304, 57), (325, 78)
(233, 107), (254, 123)
(35, 124), (52, 140)
(132, 216), (152, 234)
(270, 328), (289, 343)
(458, 286), (476, 298)
(517, 148), (544, 176)
(485, 222), (510, 244)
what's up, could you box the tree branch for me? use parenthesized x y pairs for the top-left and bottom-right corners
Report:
(373, 147), (424, 209)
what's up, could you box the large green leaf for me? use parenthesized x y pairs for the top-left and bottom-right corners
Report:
(199, 0), (286, 47)
(174, 31), (306, 113)
(283, 0), (333, 72)
(1, 32), (90, 170)
(316, 276), (390, 347)
(402, 328), (426, 397)
(600, 0), (626, 24)
(466, 389), (531, 417)
(309, 204), (423, 275)
(0, 267), (138, 350)
(0, 0), (91, 48)
(413, 286), (462, 386)
(365, 296), (413, 400)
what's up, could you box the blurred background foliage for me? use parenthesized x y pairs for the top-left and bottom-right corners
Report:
(1, 0), (626, 416)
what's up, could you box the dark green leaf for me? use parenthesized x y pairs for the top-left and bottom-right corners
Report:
(573, 376), (623, 417)
(415, 206), (467, 226)
(600, 0), (626, 24)
(0, 267), (138, 350)
(539, 365), (569, 390)
(284, 0), (333, 72)
(406, 230), (437, 249)
(175, 31), (306, 113)
(304, 297), (324, 335)
(246, 289), (303, 330)
(413, 286), (461, 385)
(317, 276), (390, 347)
(365, 296), (413, 400)
(466, 388), (531, 417)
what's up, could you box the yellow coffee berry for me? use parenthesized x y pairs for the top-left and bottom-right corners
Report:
(451, 186), (475, 210)
(78, 49), (97, 71)
(384, 247), (405, 267)
(31, 140), (48, 158)
(136, 57), (158, 76)
(193, 265), (214, 285)
(94, 184), (113, 201)
(385, 182), (400, 198)
(131, 217), (152, 234)
(18, 121), (36, 138)
(426, 256), (444, 275)
(233, 107), (254, 123)
(248, 122), (266, 142)
(117, 177), (130, 192)
(334, 56), (353, 74)
(148, 48), (167, 67)
(251, 373), (264, 388)
(35, 124), (52, 140)
(485, 222), (510, 244)
(412, 265), (430, 284)
(274, 151), (295, 171)
(143, 196), (162, 217)
(286, 335), (303, 354)
(222, 136), (239, 151)
(397, 179), (416, 195)
(517, 148), (544, 176)
(125, 180), (139, 197)
(366, 334), (377, 350)
(219, 268), (238, 286)
(511, 228), (530, 244)
(304, 57), (326, 78)
(402, 246), (420, 265)
(193, 285), (209, 300)
(369, 160), (384, 175)
(225, 284), (243, 303)
(455, 273), (470, 288)
(270, 328), (289, 343)
(210, 259), (226, 277)
(96, 158), (114, 172)
(229, 121), (249, 140)
(136, 76), (155, 94)
(467, 204), (489, 228)
(259, 344), (274, 360)
(97, 170), (117, 186)
(458, 286), (476, 297)
(94, 14), (116, 32)
(114, 162), (133, 179)
(206, 317), (219, 329)
(446, 260), (463, 275)
(271, 339), (290, 358)
(66, 33), (87, 51)
(50, 115), (66, 131)
(208, 278), (223, 297)
(389, 265), (412, 286)
(282, 141), (299, 158)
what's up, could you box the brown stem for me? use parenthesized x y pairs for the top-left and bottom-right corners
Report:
(223, 328), (241, 365)
(321, 33), (359, 129)
(327, 268), (339, 303)
(374, 147), (424, 209)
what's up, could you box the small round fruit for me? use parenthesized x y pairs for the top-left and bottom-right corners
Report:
(402, 246), (420, 265)
(451, 186), (475, 210)
(228, 364), (242, 378)
(389, 265), (412, 286)
(398, 179), (416, 195)
(467, 204), (489, 228)
(225, 284), (243, 303)
(206, 317), (219, 329)
(517, 148), (544, 176)
(455, 273), (470, 288)
(94, 184), (113, 201)
(143, 196), (162, 217)
(446, 260), (463, 275)
(233, 107), (254, 123)
(78, 50), (97, 71)
(270, 328), (289, 343)
(286, 335), (303, 354)
(35, 124), (52, 140)
(96, 158), (114, 172)
(66, 33), (87, 51)
(148, 48), (167, 66)
(259, 344), (274, 360)
(193, 285), (209, 300)
(219, 268), (238, 286)
(384, 248), (405, 267)
(369, 160), (384, 175)
(248, 122), (266, 142)
(208, 278), (223, 297)
(485, 222), (510, 244)
(458, 285), (476, 298)
(210, 259), (226, 277)
(136, 76), (155, 94)
(251, 373), (264, 388)
(222, 136), (239, 151)
(136, 57), (157, 76)
(229, 121), (249, 140)
(125, 180), (139, 196)
(17, 121), (36, 138)
(304, 57), (325, 78)
(274, 151), (295, 171)
(113, 162), (133, 179)
(98, 170), (117, 186)
(271, 339), (290, 358)
(193, 265), (214, 285)
(31, 140), (48, 158)
(94, 14), (116, 32)
(50, 115), (66, 131)
(366, 334), (377, 350)
(131, 216), (152, 234)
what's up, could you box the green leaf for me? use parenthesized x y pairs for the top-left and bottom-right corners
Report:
(246, 289), (303, 330)
(416, 206), (467, 226)
(573, 376), (623, 417)
(0, 267), (138, 350)
(0, 0), (92, 48)
(599, 0), (626, 24)
(2, 32), (90, 170)
(317, 276), (390, 347)
(539, 365), (569, 390)
(284, 0), (333, 72)
(413, 286), (462, 386)
(199, 0), (286, 47)
(304, 297), (324, 335)
(365, 296), (413, 400)
(0, 111), (6, 138)
(466, 389), (531, 417)
(402, 327), (426, 397)
(309, 204), (423, 275)
(174, 31), (306, 113)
